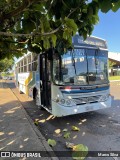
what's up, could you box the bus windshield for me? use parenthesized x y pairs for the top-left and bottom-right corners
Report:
(53, 49), (108, 85)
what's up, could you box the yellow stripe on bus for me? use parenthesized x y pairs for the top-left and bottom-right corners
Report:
(26, 86), (28, 96)
(25, 72), (33, 86)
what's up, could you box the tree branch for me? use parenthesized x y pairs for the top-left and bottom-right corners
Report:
(0, 0), (82, 40)
(0, 4), (79, 38)
(0, 0), (48, 24)
(0, 27), (60, 37)
(67, 7), (80, 18)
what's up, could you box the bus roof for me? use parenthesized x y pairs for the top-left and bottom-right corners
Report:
(72, 35), (108, 50)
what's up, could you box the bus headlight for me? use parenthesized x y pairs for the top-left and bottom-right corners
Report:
(55, 98), (74, 106)
(60, 99), (65, 104)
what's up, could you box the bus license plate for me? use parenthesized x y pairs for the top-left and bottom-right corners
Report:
(86, 106), (93, 111)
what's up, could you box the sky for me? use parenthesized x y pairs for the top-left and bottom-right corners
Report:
(92, 10), (120, 53)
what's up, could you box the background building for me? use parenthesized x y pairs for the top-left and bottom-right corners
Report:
(108, 52), (120, 76)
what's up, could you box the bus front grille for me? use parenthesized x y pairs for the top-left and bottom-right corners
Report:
(73, 96), (101, 105)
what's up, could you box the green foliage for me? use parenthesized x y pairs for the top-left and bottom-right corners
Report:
(22, 19), (36, 34)
(108, 60), (116, 68)
(0, 0), (120, 59)
(64, 132), (71, 139)
(72, 144), (88, 160)
(51, 34), (57, 47)
(99, 0), (112, 13)
(1, 72), (14, 77)
(0, 58), (14, 72)
(48, 139), (56, 147)
(64, 17), (78, 35)
(34, 119), (39, 126)
(112, 0), (120, 12)
(109, 76), (120, 80)
(72, 126), (80, 131)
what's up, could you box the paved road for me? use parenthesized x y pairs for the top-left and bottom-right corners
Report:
(8, 81), (120, 160)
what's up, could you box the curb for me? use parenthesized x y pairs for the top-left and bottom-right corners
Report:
(4, 81), (59, 160)
(21, 108), (59, 160)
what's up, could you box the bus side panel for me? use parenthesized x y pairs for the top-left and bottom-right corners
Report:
(25, 71), (40, 99)
(18, 71), (41, 101)
(18, 73), (30, 94)
(18, 72), (35, 96)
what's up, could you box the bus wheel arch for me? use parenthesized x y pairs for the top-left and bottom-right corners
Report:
(33, 87), (37, 100)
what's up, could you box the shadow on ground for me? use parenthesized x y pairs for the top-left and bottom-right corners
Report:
(6, 81), (120, 160)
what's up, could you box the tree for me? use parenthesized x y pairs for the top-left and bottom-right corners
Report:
(108, 60), (116, 69)
(0, 0), (120, 59)
(0, 58), (14, 72)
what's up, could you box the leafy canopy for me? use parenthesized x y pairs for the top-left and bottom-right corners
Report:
(0, 0), (120, 59)
(0, 58), (14, 72)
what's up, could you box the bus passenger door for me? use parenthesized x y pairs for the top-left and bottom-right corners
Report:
(40, 54), (51, 109)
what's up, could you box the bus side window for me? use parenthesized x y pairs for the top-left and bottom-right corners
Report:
(21, 66), (23, 72)
(23, 57), (27, 72)
(21, 60), (23, 73)
(32, 53), (38, 71)
(24, 65), (27, 72)
(32, 61), (38, 71)
(28, 63), (31, 71)
(28, 55), (32, 71)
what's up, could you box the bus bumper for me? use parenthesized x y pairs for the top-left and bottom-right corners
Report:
(52, 96), (112, 117)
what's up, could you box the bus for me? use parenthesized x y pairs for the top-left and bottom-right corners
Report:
(15, 34), (112, 117)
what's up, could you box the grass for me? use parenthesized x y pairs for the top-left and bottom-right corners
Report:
(1, 72), (14, 77)
(109, 76), (120, 80)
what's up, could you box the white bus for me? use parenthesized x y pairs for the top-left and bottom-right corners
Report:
(15, 35), (111, 117)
